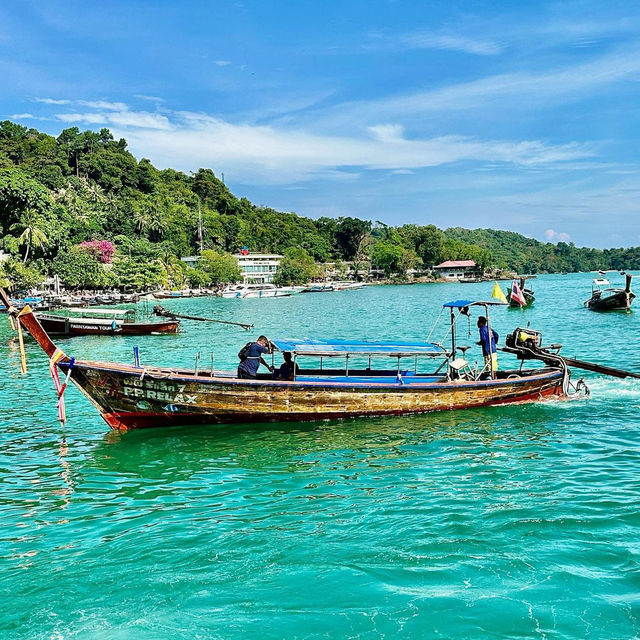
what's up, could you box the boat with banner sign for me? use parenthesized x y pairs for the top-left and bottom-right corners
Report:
(584, 274), (634, 311)
(34, 307), (179, 336)
(13, 286), (640, 432)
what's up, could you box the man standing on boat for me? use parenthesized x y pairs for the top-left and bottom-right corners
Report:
(237, 335), (274, 379)
(477, 316), (498, 378)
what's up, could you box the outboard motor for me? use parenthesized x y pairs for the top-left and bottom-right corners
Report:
(505, 327), (543, 352)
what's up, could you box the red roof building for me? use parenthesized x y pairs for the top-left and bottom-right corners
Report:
(432, 260), (482, 280)
(434, 260), (476, 269)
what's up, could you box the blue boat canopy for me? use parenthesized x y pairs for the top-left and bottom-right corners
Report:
(443, 299), (507, 308)
(270, 337), (447, 357)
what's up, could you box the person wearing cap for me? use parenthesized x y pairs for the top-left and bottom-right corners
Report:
(237, 335), (274, 379)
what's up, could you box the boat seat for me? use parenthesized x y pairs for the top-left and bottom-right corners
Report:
(448, 357), (476, 381)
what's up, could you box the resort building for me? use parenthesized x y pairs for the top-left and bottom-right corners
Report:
(180, 255), (200, 269)
(181, 253), (283, 283)
(432, 260), (482, 280)
(235, 253), (283, 283)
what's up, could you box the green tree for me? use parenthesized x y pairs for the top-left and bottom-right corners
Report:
(0, 168), (52, 234)
(112, 257), (165, 290)
(274, 247), (319, 285)
(52, 246), (107, 288)
(335, 217), (372, 260)
(372, 240), (404, 277)
(0, 257), (44, 289)
(10, 208), (48, 263)
(200, 249), (242, 284)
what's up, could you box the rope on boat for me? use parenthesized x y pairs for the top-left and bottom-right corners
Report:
(437, 309), (463, 348)
(426, 307), (445, 342)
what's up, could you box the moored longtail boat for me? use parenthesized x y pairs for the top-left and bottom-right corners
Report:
(1, 287), (587, 431)
(35, 307), (179, 336)
(584, 274), (635, 311)
(507, 277), (535, 308)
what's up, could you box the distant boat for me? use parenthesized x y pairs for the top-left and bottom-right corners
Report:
(331, 281), (364, 290)
(507, 277), (535, 308)
(154, 290), (191, 299)
(221, 283), (301, 298)
(584, 275), (635, 311)
(302, 283), (335, 293)
(35, 307), (179, 336)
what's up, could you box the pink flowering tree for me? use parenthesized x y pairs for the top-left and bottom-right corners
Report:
(79, 240), (116, 264)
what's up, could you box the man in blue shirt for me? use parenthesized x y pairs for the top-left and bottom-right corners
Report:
(477, 316), (498, 378)
(237, 335), (274, 379)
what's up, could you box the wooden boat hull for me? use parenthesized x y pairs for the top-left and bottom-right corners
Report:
(63, 361), (565, 430)
(507, 288), (535, 307)
(36, 315), (179, 336)
(585, 291), (635, 311)
(0, 289), (566, 433)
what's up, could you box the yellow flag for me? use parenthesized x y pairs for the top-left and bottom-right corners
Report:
(491, 281), (507, 303)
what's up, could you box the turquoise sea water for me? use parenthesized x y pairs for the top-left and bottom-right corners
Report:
(1, 273), (640, 639)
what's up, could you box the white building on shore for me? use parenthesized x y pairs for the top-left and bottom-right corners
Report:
(234, 253), (282, 283)
(181, 252), (283, 283)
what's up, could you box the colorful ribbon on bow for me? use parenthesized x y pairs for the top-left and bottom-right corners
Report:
(49, 349), (74, 425)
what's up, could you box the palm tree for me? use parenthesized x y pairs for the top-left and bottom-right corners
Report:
(133, 208), (150, 235)
(10, 209), (48, 263)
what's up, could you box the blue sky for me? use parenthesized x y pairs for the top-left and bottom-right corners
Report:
(1, 0), (640, 248)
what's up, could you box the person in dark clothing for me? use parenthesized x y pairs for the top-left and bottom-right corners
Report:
(275, 351), (299, 380)
(237, 335), (274, 379)
(477, 316), (498, 378)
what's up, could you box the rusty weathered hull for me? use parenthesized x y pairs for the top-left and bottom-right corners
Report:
(62, 361), (565, 430)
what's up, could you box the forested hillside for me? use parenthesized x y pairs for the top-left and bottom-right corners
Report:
(0, 120), (638, 289)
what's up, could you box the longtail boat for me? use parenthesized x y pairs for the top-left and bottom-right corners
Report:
(584, 274), (634, 311)
(34, 307), (179, 336)
(507, 277), (535, 308)
(5, 285), (608, 431)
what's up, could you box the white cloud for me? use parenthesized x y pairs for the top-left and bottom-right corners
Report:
(214, 60), (232, 67)
(400, 32), (501, 56)
(319, 47), (640, 126)
(134, 94), (164, 103)
(56, 110), (172, 130)
(34, 97), (71, 105)
(545, 229), (571, 242)
(9, 113), (35, 119)
(368, 124), (405, 141)
(78, 100), (128, 111)
(107, 111), (591, 184)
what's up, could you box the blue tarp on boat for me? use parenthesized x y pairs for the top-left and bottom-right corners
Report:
(270, 338), (446, 357)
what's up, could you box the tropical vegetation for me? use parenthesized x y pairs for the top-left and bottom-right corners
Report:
(0, 119), (639, 290)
